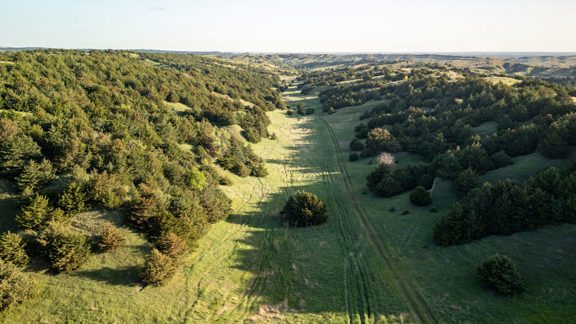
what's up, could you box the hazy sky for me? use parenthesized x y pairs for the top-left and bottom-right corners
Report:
(1, 0), (575, 52)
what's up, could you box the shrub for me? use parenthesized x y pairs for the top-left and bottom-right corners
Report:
(455, 168), (483, 198)
(140, 249), (177, 286)
(17, 195), (51, 230)
(401, 210), (410, 215)
(409, 186), (431, 206)
(232, 163), (250, 178)
(282, 191), (327, 227)
(491, 151), (513, 168)
(98, 223), (126, 252)
(349, 139), (365, 151)
(37, 224), (91, 274)
(0, 232), (29, 267)
(219, 176), (233, 186)
(430, 207), (438, 213)
(305, 108), (315, 115)
(477, 254), (526, 295)
(389, 207), (395, 212)
(16, 159), (56, 193)
(156, 232), (187, 264)
(250, 164), (269, 178)
(58, 182), (90, 216)
(0, 260), (36, 311)
(349, 153), (359, 162)
(286, 110), (293, 116)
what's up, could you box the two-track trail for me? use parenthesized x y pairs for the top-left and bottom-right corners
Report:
(279, 83), (437, 323)
(316, 112), (437, 324)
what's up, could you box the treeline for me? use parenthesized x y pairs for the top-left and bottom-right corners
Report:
(434, 165), (576, 245)
(0, 50), (284, 284)
(296, 65), (393, 94)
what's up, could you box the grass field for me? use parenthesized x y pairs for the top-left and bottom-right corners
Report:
(1, 83), (575, 323)
(483, 76), (522, 86)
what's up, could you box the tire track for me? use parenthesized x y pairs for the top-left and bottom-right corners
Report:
(317, 115), (438, 324)
(317, 122), (369, 323)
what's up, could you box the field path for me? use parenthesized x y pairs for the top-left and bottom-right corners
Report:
(316, 113), (437, 324)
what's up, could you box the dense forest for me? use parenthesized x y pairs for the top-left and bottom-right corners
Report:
(0, 50), (285, 288)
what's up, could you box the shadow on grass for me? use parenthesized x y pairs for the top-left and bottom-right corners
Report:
(71, 265), (141, 287)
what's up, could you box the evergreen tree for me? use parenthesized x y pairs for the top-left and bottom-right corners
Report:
(0, 232), (29, 268)
(455, 168), (483, 198)
(282, 191), (327, 227)
(140, 249), (177, 286)
(17, 195), (51, 230)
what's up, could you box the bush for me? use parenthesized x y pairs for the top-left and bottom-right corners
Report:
(58, 182), (90, 216)
(305, 108), (315, 115)
(98, 223), (126, 252)
(0, 232), (29, 267)
(389, 207), (395, 212)
(455, 168), (483, 198)
(491, 151), (513, 168)
(282, 191), (327, 227)
(37, 224), (91, 274)
(349, 139), (365, 151)
(401, 210), (410, 215)
(250, 164), (269, 178)
(349, 153), (359, 161)
(477, 254), (526, 295)
(156, 232), (187, 264)
(16, 195), (51, 230)
(0, 260), (36, 311)
(140, 249), (177, 286)
(409, 186), (431, 206)
(219, 176), (233, 186)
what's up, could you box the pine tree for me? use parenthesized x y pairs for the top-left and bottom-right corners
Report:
(0, 232), (29, 267)
(17, 195), (51, 230)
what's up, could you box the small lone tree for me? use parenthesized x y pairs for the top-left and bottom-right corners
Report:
(140, 249), (177, 286)
(282, 191), (327, 226)
(349, 139), (365, 151)
(477, 254), (526, 295)
(37, 224), (91, 274)
(98, 223), (126, 252)
(0, 232), (29, 267)
(409, 186), (431, 206)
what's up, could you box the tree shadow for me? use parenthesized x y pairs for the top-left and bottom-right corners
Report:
(71, 265), (141, 287)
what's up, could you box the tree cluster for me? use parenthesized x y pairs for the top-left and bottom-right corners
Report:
(434, 166), (576, 245)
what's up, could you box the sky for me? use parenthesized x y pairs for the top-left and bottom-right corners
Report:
(1, 0), (575, 53)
